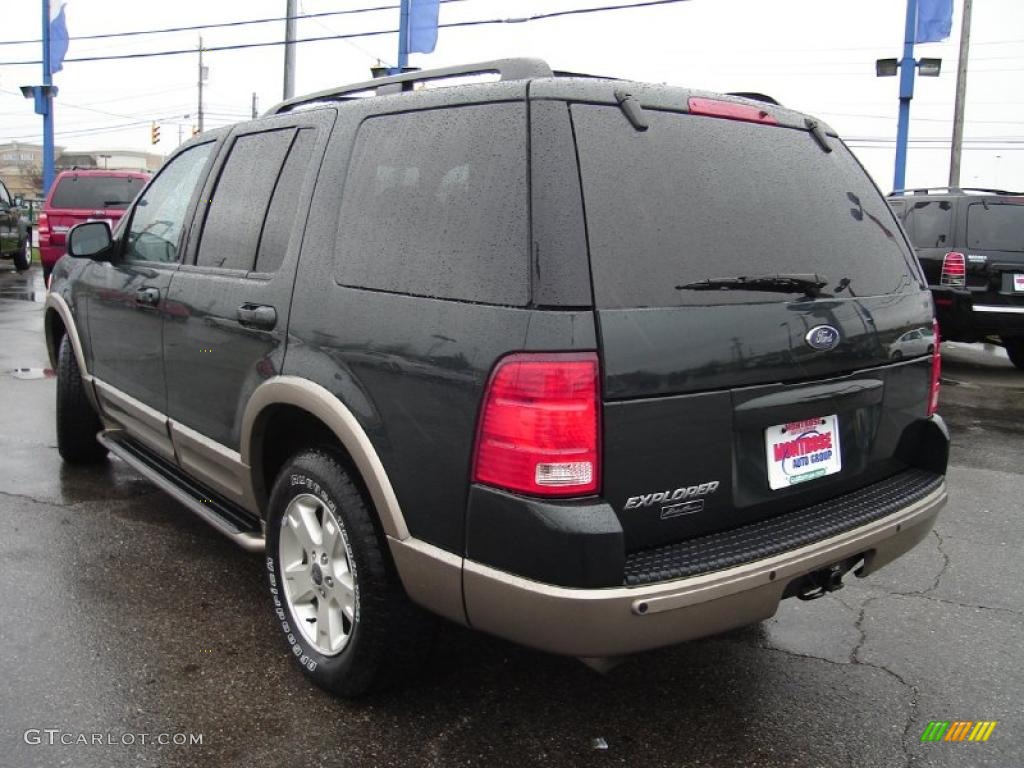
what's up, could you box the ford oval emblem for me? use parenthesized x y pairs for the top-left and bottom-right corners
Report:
(805, 325), (841, 351)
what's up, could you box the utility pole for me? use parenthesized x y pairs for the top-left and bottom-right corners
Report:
(197, 36), (205, 133)
(41, 0), (55, 197)
(893, 0), (919, 194)
(948, 0), (973, 188)
(251, 92), (258, 119)
(283, 0), (297, 99)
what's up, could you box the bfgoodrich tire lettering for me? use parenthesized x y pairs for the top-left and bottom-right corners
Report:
(265, 448), (434, 697)
(56, 334), (107, 463)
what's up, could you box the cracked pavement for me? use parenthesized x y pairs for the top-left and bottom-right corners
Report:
(1, 264), (1021, 767)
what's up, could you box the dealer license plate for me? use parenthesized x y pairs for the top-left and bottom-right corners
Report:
(765, 415), (842, 490)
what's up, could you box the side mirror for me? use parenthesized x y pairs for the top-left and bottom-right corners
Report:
(68, 221), (114, 259)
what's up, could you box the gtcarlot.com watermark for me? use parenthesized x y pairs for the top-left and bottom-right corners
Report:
(24, 729), (203, 747)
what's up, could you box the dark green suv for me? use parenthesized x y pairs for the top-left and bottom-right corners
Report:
(0, 178), (32, 272)
(45, 60), (950, 696)
(889, 187), (1024, 369)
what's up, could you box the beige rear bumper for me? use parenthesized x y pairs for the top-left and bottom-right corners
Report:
(395, 481), (946, 658)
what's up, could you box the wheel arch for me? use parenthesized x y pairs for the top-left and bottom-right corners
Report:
(242, 376), (410, 541)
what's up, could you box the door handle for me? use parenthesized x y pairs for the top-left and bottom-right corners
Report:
(135, 287), (160, 307)
(237, 303), (277, 330)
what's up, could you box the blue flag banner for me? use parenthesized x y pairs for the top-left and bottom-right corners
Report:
(408, 0), (440, 54)
(49, 0), (70, 73)
(915, 0), (953, 44)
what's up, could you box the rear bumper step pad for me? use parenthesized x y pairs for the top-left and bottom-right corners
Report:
(624, 469), (942, 586)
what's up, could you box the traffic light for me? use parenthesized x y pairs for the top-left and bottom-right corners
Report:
(150, 122), (160, 145)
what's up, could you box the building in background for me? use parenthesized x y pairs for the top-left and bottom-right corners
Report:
(57, 149), (164, 173)
(0, 142), (64, 198)
(0, 142), (163, 198)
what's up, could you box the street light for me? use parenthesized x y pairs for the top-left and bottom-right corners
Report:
(874, 57), (942, 78)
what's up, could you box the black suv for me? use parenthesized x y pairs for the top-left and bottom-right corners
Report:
(46, 60), (949, 696)
(889, 187), (1024, 369)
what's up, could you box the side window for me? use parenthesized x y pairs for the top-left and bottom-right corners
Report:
(125, 143), (213, 263)
(904, 200), (953, 249)
(255, 129), (316, 273)
(334, 103), (528, 305)
(196, 129), (293, 270)
(0, 182), (10, 205)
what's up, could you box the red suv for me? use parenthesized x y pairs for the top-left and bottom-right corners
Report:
(39, 169), (149, 281)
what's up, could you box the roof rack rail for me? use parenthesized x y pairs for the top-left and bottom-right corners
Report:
(891, 186), (1022, 196)
(269, 58), (554, 115)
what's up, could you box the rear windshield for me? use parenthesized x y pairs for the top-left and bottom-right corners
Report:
(50, 175), (146, 210)
(571, 105), (920, 308)
(902, 199), (954, 249)
(966, 202), (1024, 252)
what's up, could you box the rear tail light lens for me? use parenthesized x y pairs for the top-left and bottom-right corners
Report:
(928, 319), (941, 416)
(37, 212), (50, 246)
(472, 352), (600, 498)
(940, 251), (966, 287)
(687, 97), (778, 125)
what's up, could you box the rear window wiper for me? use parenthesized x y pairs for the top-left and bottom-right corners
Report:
(676, 273), (829, 299)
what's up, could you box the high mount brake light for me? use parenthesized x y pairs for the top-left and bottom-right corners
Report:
(940, 252), (966, 287)
(472, 352), (600, 498)
(687, 97), (778, 125)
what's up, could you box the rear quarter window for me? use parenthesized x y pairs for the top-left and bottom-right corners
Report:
(571, 105), (920, 308)
(903, 199), (954, 249)
(50, 175), (146, 210)
(966, 202), (1024, 252)
(333, 103), (528, 305)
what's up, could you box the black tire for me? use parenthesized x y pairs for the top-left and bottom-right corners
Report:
(13, 233), (31, 271)
(56, 334), (108, 463)
(265, 448), (434, 697)
(1003, 338), (1024, 371)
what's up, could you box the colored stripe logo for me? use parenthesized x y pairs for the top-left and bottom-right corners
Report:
(920, 721), (997, 742)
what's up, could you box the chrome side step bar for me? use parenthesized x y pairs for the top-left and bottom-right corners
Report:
(98, 430), (265, 553)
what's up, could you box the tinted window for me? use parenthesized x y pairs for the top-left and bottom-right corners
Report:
(197, 129), (293, 270)
(571, 106), (919, 308)
(335, 104), (528, 305)
(255, 129), (316, 273)
(904, 199), (953, 248)
(125, 143), (213, 263)
(51, 175), (146, 210)
(967, 202), (1024, 252)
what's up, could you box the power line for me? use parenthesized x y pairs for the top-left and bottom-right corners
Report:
(0, 0), (697, 66)
(0, 2), (468, 47)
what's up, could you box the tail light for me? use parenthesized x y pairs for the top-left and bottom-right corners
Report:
(37, 212), (50, 247)
(928, 319), (941, 416)
(940, 251), (965, 287)
(472, 352), (600, 497)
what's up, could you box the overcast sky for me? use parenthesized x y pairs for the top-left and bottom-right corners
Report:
(1, 0), (1021, 191)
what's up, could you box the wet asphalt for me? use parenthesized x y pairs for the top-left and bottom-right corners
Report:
(0, 263), (1021, 768)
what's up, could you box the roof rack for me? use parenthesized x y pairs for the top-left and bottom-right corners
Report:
(891, 186), (1023, 196)
(269, 58), (554, 115)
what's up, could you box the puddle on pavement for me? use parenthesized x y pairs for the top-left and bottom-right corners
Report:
(9, 367), (55, 380)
